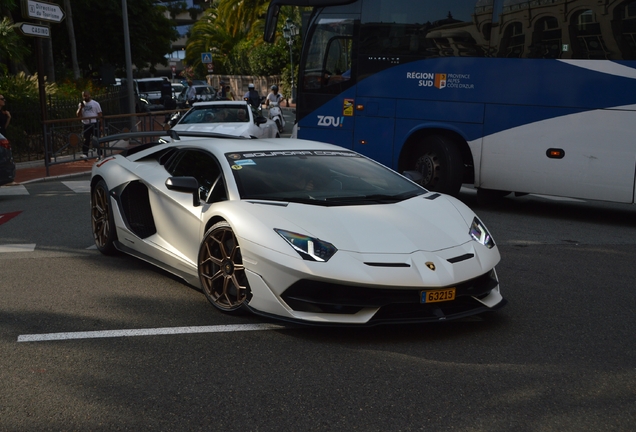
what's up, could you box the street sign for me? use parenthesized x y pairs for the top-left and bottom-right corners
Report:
(201, 53), (212, 63)
(207, 63), (214, 72)
(21, 0), (65, 23)
(16, 22), (50, 38)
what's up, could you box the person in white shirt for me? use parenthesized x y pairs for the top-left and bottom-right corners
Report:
(76, 91), (103, 158)
(265, 85), (283, 107)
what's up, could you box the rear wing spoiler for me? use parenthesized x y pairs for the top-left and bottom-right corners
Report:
(264, 0), (356, 42)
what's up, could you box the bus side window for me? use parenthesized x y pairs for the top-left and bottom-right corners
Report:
(323, 37), (353, 86)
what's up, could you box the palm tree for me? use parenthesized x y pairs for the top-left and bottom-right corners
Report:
(185, 4), (249, 74)
(216, 0), (269, 40)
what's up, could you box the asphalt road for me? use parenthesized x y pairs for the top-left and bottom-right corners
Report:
(1, 179), (635, 431)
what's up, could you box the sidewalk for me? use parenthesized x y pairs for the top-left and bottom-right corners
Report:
(10, 158), (94, 185)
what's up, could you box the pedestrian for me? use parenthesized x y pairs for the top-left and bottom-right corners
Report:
(243, 83), (261, 109)
(225, 85), (235, 101)
(186, 80), (196, 106)
(76, 90), (103, 159)
(0, 94), (11, 136)
(218, 80), (227, 100)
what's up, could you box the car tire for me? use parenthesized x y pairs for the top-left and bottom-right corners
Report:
(412, 135), (463, 196)
(91, 179), (118, 255)
(198, 221), (250, 313)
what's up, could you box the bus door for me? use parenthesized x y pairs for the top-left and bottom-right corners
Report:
(296, 16), (358, 149)
(351, 96), (395, 167)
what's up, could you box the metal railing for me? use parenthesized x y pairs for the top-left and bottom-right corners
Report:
(40, 108), (188, 176)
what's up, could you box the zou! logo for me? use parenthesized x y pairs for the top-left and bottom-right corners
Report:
(317, 115), (344, 127)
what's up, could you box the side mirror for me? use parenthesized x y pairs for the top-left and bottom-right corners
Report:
(255, 116), (268, 125)
(165, 176), (200, 207)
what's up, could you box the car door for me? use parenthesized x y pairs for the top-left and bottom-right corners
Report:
(248, 105), (275, 138)
(149, 149), (224, 267)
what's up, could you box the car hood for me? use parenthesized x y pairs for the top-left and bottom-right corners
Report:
(243, 195), (473, 254)
(172, 123), (251, 137)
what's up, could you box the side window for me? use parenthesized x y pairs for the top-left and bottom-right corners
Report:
(570, 9), (610, 59)
(167, 150), (226, 202)
(529, 17), (562, 59)
(359, 0), (487, 67)
(499, 22), (525, 58)
(302, 18), (357, 93)
(615, 1), (636, 59)
(490, 1), (634, 60)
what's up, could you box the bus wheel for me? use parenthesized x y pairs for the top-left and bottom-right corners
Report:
(413, 135), (463, 196)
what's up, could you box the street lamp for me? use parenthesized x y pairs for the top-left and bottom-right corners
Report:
(282, 18), (299, 103)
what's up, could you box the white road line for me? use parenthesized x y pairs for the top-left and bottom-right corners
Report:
(0, 243), (36, 253)
(0, 185), (28, 196)
(17, 323), (285, 342)
(62, 180), (91, 193)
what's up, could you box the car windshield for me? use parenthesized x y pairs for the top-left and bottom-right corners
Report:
(137, 81), (164, 92)
(226, 150), (426, 205)
(180, 106), (250, 124)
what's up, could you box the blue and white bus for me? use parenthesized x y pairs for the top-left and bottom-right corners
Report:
(265, 0), (636, 203)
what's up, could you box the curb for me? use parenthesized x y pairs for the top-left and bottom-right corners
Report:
(19, 170), (92, 185)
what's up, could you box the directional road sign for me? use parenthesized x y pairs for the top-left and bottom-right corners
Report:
(21, 0), (65, 23)
(16, 22), (50, 38)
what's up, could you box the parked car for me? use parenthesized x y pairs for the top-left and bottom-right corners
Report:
(170, 101), (279, 138)
(0, 133), (16, 186)
(134, 77), (171, 112)
(90, 133), (505, 326)
(171, 82), (185, 98)
(175, 85), (216, 108)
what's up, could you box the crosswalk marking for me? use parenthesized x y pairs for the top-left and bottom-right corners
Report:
(0, 244), (36, 253)
(0, 181), (90, 195)
(62, 180), (90, 193)
(0, 185), (28, 195)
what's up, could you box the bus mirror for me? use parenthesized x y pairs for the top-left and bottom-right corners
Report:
(264, 3), (281, 43)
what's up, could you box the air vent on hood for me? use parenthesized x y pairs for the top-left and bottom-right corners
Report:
(247, 200), (289, 207)
(425, 193), (441, 200)
(447, 253), (474, 264)
(364, 262), (411, 268)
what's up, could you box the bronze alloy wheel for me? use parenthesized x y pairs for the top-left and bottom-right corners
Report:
(91, 179), (117, 255)
(198, 221), (249, 312)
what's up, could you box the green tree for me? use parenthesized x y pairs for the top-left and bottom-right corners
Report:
(50, 0), (178, 78)
(185, 0), (300, 77)
(185, 5), (245, 75)
(0, 0), (31, 75)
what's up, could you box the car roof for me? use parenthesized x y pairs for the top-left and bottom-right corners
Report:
(135, 77), (168, 82)
(191, 100), (248, 107)
(180, 137), (346, 156)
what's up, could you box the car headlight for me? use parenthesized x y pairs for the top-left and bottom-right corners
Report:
(275, 229), (337, 262)
(469, 217), (495, 249)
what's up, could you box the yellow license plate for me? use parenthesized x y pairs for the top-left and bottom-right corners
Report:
(422, 288), (456, 303)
